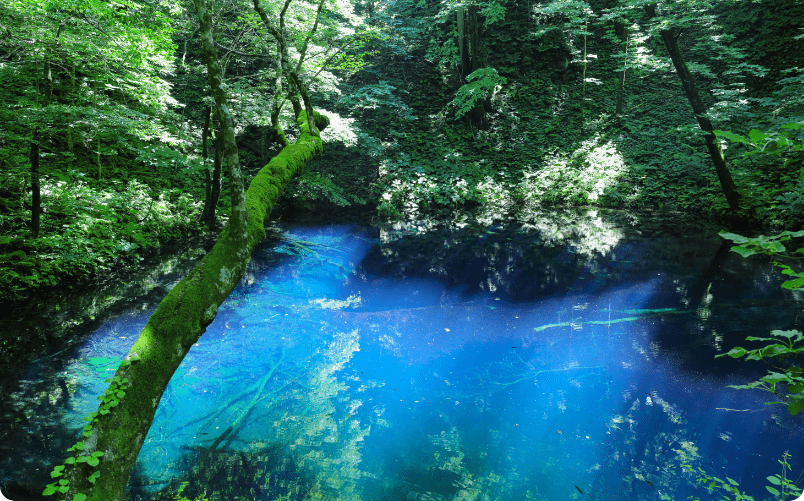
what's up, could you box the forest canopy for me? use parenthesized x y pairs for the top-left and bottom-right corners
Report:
(0, 0), (802, 297)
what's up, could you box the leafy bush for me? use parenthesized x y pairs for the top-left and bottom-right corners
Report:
(446, 67), (507, 120)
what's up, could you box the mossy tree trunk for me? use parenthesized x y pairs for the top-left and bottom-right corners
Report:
(644, 4), (742, 211)
(49, 1), (327, 499)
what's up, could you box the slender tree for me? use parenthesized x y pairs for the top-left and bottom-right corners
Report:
(643, 3), (741, 211)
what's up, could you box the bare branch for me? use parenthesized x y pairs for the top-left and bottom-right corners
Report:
(215, 40), (274, 60)
(296, 0), (326, 72)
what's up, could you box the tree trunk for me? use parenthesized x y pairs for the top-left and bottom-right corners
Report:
(30, 56), (53, 239)
(29, 131), (40, 239)
(206, 130), (223, 228)
(644, 4), (742, 211)
(51, 1), (327, 499)
(199, 107), (222, 230)
(199, 106), (212, 223)
(457, 7), (469, 79)
(614, 21), (628, 117)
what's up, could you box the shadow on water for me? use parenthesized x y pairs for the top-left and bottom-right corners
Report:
(2, 207), (803, 501)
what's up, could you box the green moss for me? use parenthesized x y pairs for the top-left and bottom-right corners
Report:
(51, 111), (328, 501)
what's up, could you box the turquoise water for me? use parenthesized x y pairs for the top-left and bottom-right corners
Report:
(6, 215), (804, 500)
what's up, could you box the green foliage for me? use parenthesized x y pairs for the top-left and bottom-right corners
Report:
(716, 230), (804, 415)
(684, 451), (801, 501)
(43, 368), (138, 501)
(719, 230), (804, 289)
(286, 170), (368, 207)
(340, 81), (417, 122)
(0, 176), (200, 298)
(480, 0), (506, 27)
(715, 123), (804, 157)
(531, 0), (594, 37)
(717, 329), (804, 415)
(446, 67), (507, 119)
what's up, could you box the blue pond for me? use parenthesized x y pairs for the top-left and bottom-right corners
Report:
(8, 212), (804, 500)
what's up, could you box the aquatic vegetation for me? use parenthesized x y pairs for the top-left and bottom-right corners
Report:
(143, 328), (375, 501)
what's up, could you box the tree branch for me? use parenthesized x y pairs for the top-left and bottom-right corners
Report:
(296, 0), (327, 72)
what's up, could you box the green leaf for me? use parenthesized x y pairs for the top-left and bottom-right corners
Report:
(760, 345), (788, 357)
(766, 476), (782, 485)
(766, 486), (780, 496)
(787, 399), (804, 415)
(770, 330), (802, 339)
(788, 383), (804, 394)
(72, 494), (88, 501)
(87, 457), (100, 467)
(761, 372), (789, 384)
(781, 277), (804, 290)
(719, 232), (749, 244)
(730, 246), (755, 258)
(714, 130), (750, 145)
(43, 484), (57, 496)
(749, 129), (767, 144)
(723, 347), (746, 358)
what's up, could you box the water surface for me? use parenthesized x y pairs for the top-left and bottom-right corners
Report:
(3, 209), (803, 501)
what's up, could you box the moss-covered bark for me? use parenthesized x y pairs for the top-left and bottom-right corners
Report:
(51, 112), (325, 501)
(48, 0), (326, 498)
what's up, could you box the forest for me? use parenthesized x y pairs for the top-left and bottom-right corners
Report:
(1, 0), (803, 499)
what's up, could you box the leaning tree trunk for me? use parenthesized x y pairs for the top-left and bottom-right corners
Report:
(644, 5), (741, 211)
(49, 1), (327, 500)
